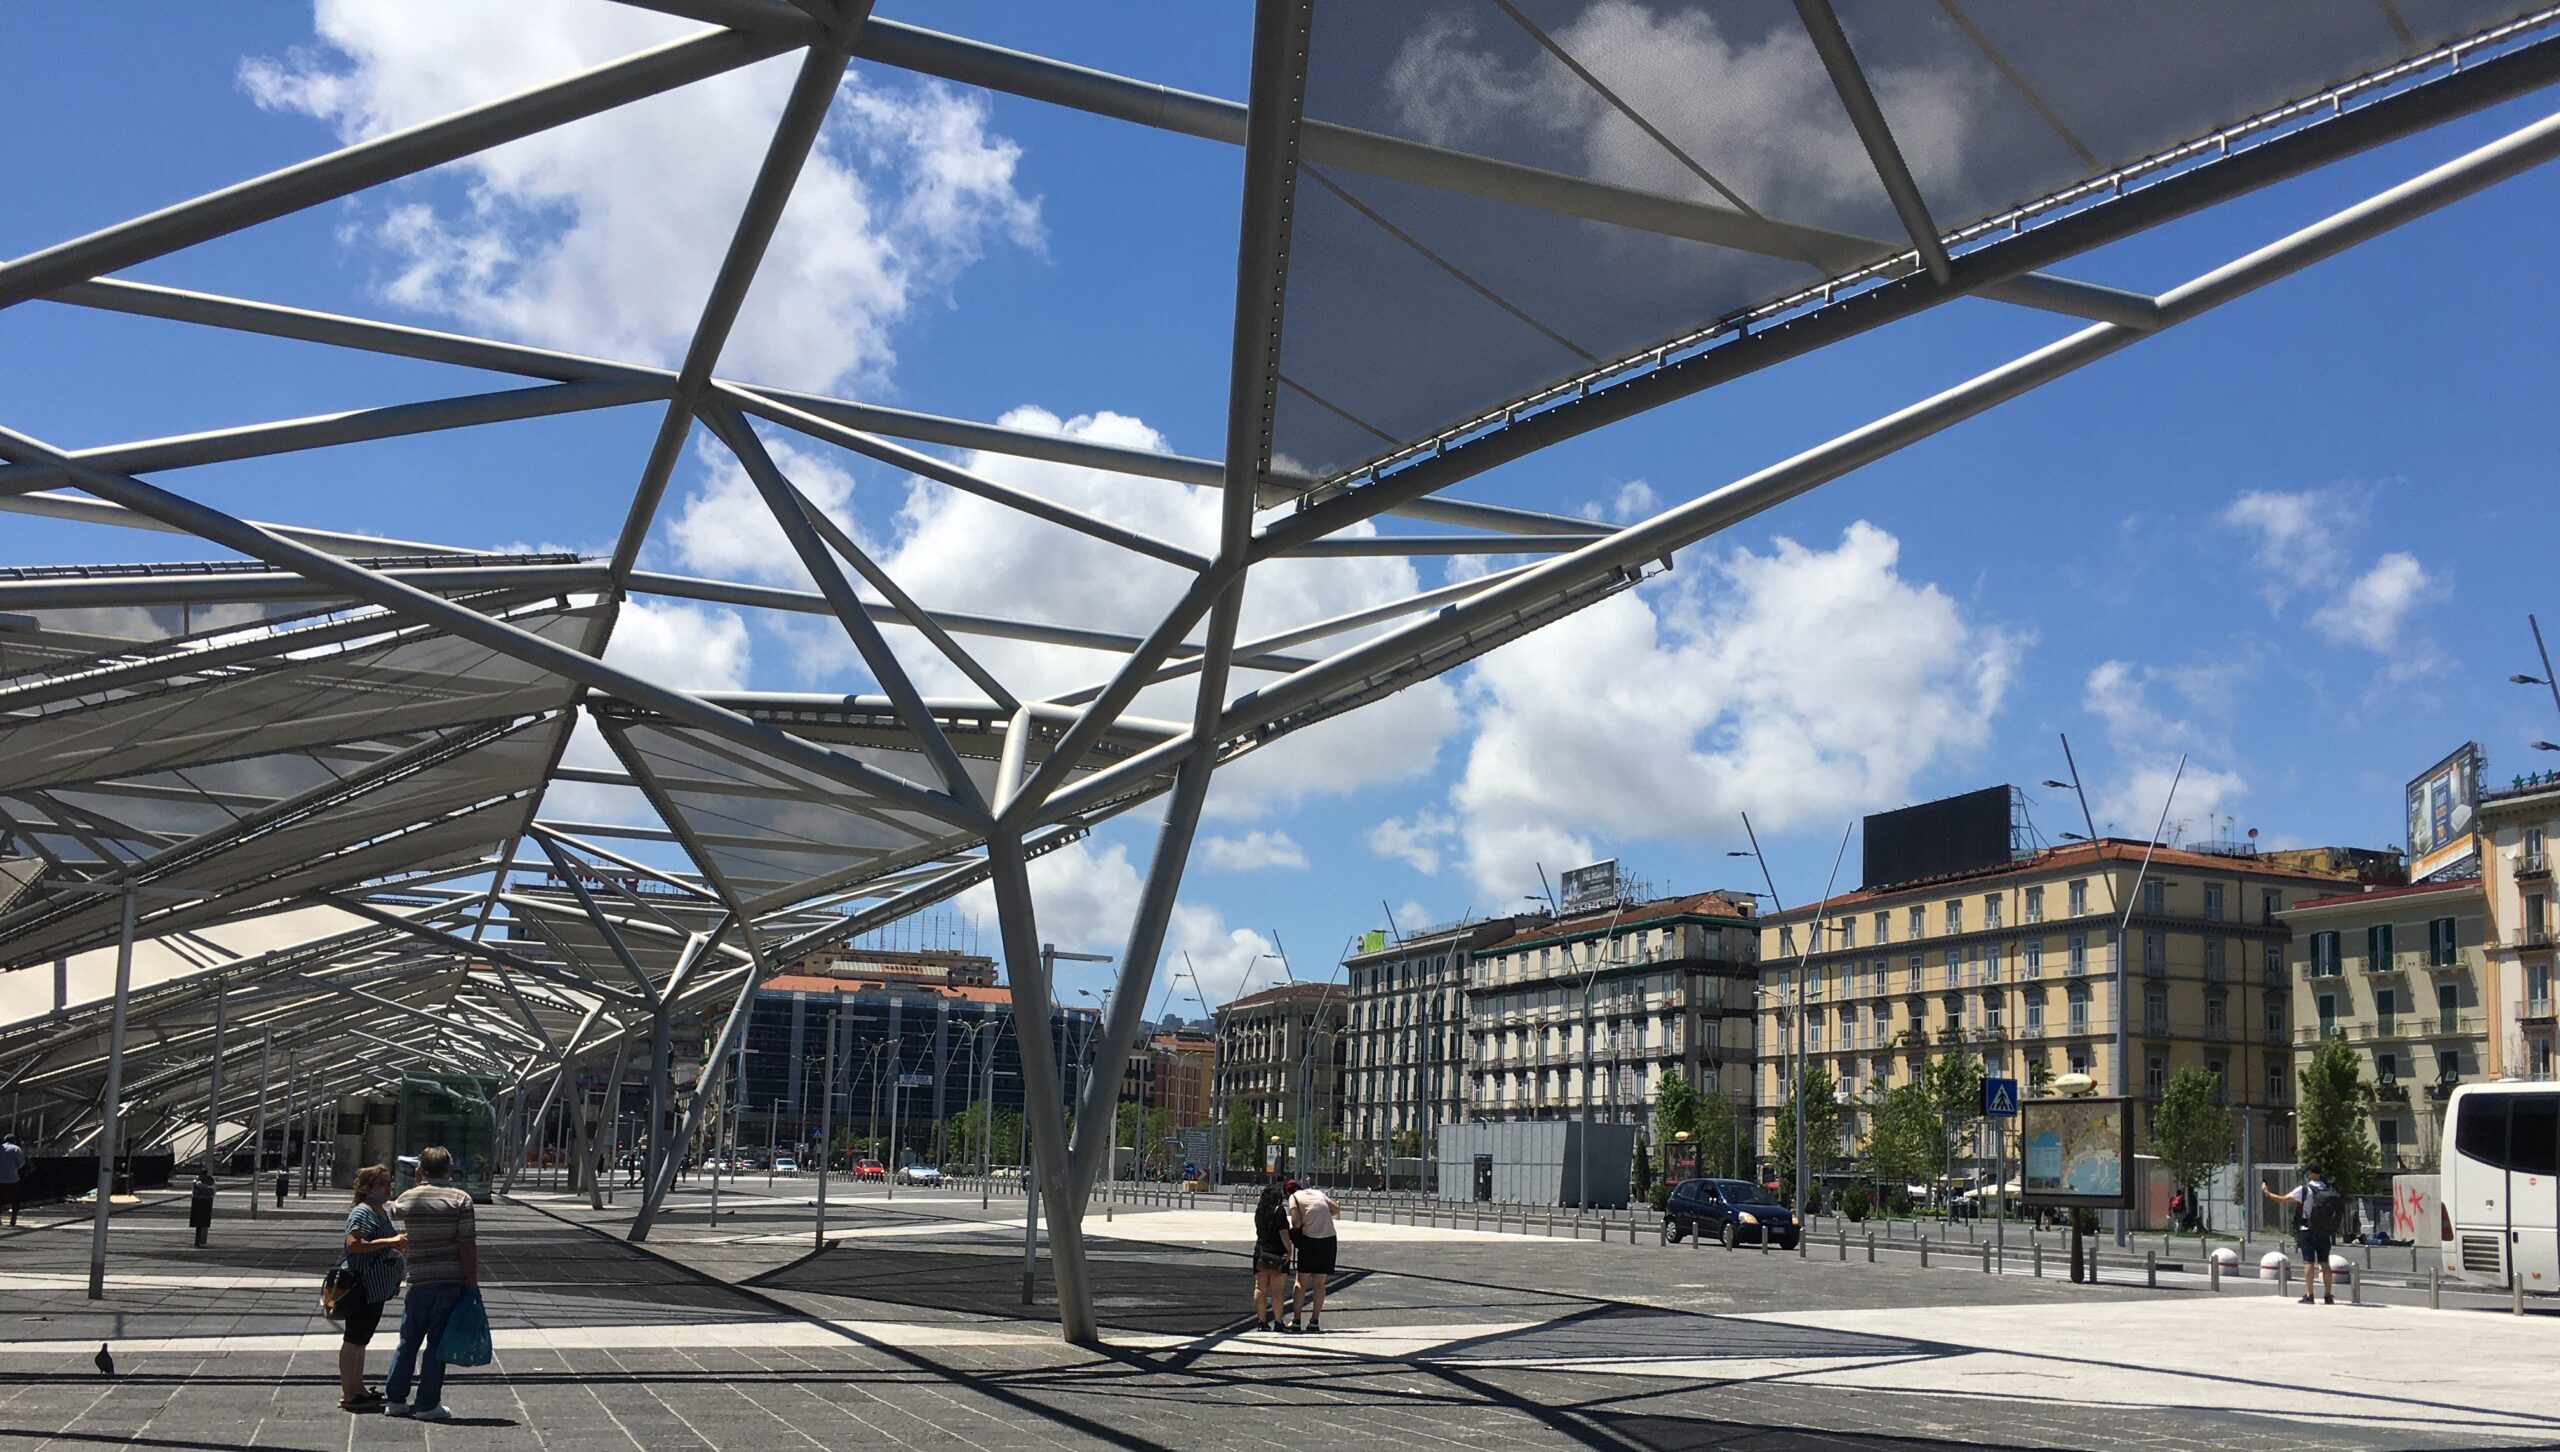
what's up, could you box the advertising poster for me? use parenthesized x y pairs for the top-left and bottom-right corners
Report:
(1560, 860), (1620, 914)
(2019, 1096), (2131, 1208)
(2404, 743), (2482, 883)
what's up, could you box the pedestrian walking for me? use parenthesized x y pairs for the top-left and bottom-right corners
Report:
(384, 1146), (478, 1420)
(336, 1164), (406, 1412)
(0, 1130), (25, 1227)
(1285, 1178), (1340, 1334)
(2263, 1164), (2344, 1305)
(1250, 1180), (1294, 1332)
(187, 1168), (216, 1247)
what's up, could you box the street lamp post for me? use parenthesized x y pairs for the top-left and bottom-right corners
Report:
(2049, 733), (2183, 1248)
(1734, 815), (1853, 1216)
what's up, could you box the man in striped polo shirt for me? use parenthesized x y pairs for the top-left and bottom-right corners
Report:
(384, 1146), (478, 1420)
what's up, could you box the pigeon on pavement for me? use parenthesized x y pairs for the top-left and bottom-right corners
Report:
(94, 1344), (115, 1376)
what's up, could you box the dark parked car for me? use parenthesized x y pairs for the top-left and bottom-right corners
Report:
(1664, 1177), (1802, 1249)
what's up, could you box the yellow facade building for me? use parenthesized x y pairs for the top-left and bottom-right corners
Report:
(1757, 839), (2357, 1174)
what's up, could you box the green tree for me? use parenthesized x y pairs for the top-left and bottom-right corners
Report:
(2150, 1066), (2234, 1227)
(1921, 1052), (1987, 1199)
(1768, 1064), (1841, 1204)
(1222, 1101), (1261, 1169)
(2298, 1038), (2380, 1195)
(1653, 1069), (1699, 1144)
(1860, 1082), (1944, 1196)
(1693, 1090), (1741, 1178)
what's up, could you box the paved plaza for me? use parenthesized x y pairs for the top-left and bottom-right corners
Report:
(3, 1181), (2553, 1451)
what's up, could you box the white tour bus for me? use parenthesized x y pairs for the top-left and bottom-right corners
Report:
(2439, 1082), (2558, 1294)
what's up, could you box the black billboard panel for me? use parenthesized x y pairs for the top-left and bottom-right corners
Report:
(1862, 785), (2012, 890)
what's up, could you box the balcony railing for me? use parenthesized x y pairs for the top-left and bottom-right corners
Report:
(2203, 1023), (2233, 1043)
(2362, 954), (2405, 975)
(2428, 1012), (2485, 1037)
(2203, 960), (2227, 984)
(2521, 851), (2549, 881)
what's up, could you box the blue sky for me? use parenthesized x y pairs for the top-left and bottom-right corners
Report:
(4, 4), (2557, 1013)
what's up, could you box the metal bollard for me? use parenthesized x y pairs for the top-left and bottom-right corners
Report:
(2516, 1275), (2527, 1316)
(2146, 1250), (2156, 1288)
(2089, 1251), (2099, 1284)
(1761, 1229), (1770, 1255)
(1981, 1242), (1991, 1273)
(2033, 1243), (2043, 1278)
(1866, 1233), (1876, 1263)
(2209, 1257), (2221, 1292)
(2351, 1264), (2362, 1306)
(1919, 1236), (1929, 1269)
(1838, 1229), (1847, 1261)
(2428, 1266), (2439, 1309)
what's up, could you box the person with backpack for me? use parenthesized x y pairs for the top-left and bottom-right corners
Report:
(1249, 1180), (1294, 1332)
(2265, 1165), (2344, 1304)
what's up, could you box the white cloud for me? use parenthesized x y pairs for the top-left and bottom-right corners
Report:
(950, 840), (1277, 1008)
(684, 404), (1463, 813)
(1443, 521), (2024, 901)
(2079, 658), (2249, 838)
(241, 2), (1039, 389)
(1384, 2), (1977, 231)
(666, 433), (865, 590)
(1199, 830), (1308, 872)
(2311, 552), (2439, 656)
(2222, 489), (2445, 665)
(1366, 810), (1458, 875)
(603, 598), (751, 691)
(2222, 489), (2347, 612)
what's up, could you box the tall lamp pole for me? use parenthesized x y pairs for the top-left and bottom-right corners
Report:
(1735, 815), (1853, 1216)
(2049, 736), (2183, 1248)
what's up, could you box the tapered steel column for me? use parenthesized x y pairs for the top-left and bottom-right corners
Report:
(86, 884), (137, 1300)
(815, 1008), (839, 1249)
(249, 1031), (271, 1220)
(597, 1035), (634, 1211)
(201, 977), (226, 1179)
(987, 839), (1093, 1341)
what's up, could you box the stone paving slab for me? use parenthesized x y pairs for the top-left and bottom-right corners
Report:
(2, 1179), (2553, 1451)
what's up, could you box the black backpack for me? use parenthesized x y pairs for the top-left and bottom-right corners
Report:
(2303, 1184), (2346, 1237)
(1255, 1198), (1288, 1243)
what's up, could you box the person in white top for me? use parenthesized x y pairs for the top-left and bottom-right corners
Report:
(1284, 1179), (1341, 1334)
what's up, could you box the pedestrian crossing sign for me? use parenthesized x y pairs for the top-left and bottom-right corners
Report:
(1983, 1077), (2019, 1118)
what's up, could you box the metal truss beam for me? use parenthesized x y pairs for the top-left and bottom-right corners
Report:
(604, 23), (867, 584)
(1794, 0), (1951, 282)
(0, 28), (797, 311)
(0, 381), (659, 498)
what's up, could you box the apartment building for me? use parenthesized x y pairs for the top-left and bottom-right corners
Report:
(1341, 916), (1533, 1164)
(2479, 776), (2560, 1081)
(1757, 839), (2355, 1167)
(1117, 1026), (1214, 1127)
(1210, 982), (1348, 1163)
(2288, 878), (2490, 1172)
(1463, 892), (1762, 1127)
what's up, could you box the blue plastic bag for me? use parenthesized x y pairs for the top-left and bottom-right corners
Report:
(437, 1289), (493, 1368)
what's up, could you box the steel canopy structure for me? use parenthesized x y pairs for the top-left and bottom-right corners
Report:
(4, 0), (2559, 1342)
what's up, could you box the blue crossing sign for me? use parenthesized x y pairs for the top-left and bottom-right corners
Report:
(1982, 1077), (2019, 1118)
